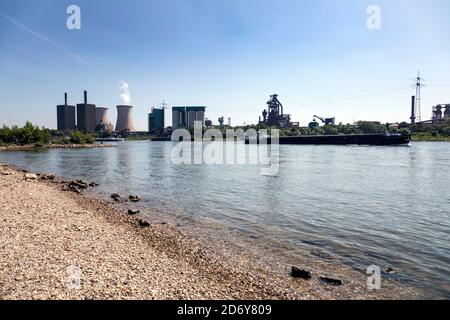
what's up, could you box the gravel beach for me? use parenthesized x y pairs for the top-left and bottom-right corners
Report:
(0, 163), (326, 300)
(0, 162), (420, 300)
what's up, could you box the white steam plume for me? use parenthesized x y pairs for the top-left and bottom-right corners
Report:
(119, 80), (131, 105)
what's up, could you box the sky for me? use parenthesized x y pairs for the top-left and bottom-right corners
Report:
(1, 0), (450, 130)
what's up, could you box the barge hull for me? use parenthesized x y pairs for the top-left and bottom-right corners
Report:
(247, 134), (411, 146)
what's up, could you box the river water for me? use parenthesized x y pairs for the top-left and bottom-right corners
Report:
(0, 141), (449, 298)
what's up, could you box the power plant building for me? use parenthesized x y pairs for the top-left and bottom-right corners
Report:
(57, 93), (76, 131)
(77, 91), (96, 133)
(115, 105), (135, 132)
(172, 106), (206, 130)
(148, 107), (165, 133)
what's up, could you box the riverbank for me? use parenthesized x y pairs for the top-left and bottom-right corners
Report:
(0, 143), (115, 151)
(1, 161), (424, 300)
(411, 133), (450, 142)
(0, 163), (327, 300)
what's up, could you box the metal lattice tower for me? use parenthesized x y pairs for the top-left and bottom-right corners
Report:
(415, 71), (422, 123)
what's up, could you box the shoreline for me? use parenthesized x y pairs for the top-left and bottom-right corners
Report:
(0, 143), (115, 151)
(0, 162), (422, 300)
(0, 163), (320, 300)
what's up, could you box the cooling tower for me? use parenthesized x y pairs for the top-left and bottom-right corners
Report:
(96, 107), (110, 126)
(115, 105), (135, 132)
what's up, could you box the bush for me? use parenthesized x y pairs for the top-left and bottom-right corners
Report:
(0, 122), (51, 145)
(68, 131), (95, 144)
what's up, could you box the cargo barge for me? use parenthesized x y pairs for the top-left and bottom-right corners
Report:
(245, 133), (411, 146)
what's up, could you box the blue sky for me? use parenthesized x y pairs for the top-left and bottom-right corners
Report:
(1, 0), (450, 130)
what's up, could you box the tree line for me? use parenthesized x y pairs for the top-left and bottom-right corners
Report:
(0, 122), (95, 146)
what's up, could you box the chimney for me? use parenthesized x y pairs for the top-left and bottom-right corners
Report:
(410, 95), (416, 124)
(84, 90), (87, 104)
(64, 92), (67, 106)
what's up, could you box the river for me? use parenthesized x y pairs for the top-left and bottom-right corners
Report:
(0, 141), (448, 299)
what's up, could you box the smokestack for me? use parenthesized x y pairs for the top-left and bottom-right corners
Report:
(84, 90), (87, 104)
(64, 92), (68, 106)
(410, 95), (416, 124)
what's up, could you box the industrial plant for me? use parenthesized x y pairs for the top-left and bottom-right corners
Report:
(308, 115), (336, 129)
(258, 94), (299, 128)
(410, 95), (450, 125)
(148, 106), (165, 134)
(172, 106), (206, 130)
(56, 93), (76, 131)
(76, 91), (97, 133)
(56, 80), (448, 137)
(56, 90), (132, 134)
(432, 104), (450, 122)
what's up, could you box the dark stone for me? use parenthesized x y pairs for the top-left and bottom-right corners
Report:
(138, 219), (150, 228)
(70, 180), (88, 189)
(69, 185), (81, 194)
(75, 180), (89, 189)
(128, 209), (140, 215)
(129, 195), (141, 202)
(111, 193), (121, 200)
(319, 276), (343, 286)
(291, 267), (312, 279)
(386, 267), (395, 274)
(89, 182), (98, 187)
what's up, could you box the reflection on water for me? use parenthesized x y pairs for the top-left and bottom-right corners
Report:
(1, 141), (449, 298)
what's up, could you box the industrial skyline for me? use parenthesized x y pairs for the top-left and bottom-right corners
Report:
(1, 0), (450, 130)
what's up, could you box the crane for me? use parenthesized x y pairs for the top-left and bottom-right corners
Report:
(313, 115), (335, 126)
(309, 115), (336, 129)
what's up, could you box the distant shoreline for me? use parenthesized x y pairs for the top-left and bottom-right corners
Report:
(411, 134), (450, 142)
(0, 143), (115, 151)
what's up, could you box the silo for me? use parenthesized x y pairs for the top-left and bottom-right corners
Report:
(115, 105), (135, 132)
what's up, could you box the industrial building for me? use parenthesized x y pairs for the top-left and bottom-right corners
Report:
(148, 107), (165, 134)
(309, 115), (336, 129)
(172, 106), (206, 130)
(95, 107), (114, 132)
(432, 104), (450, 122)
(76, 91), (96, 133)
(57, 93), (76, 131)
(410, 93), (450, 125)
(258, 94), (299, 128)
(115, 105), (135, 132)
